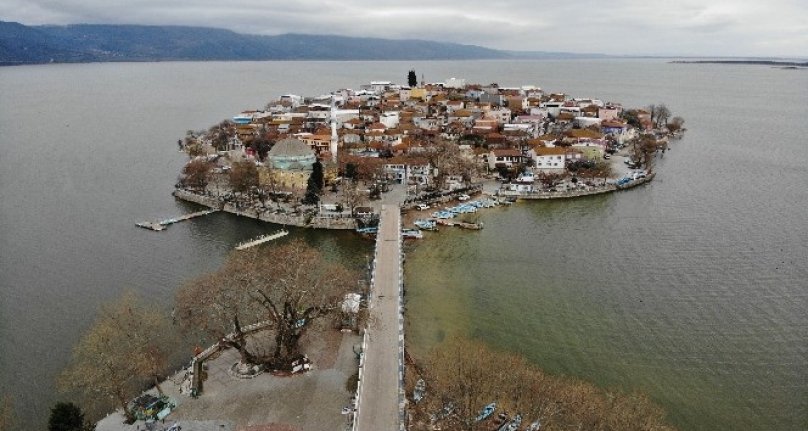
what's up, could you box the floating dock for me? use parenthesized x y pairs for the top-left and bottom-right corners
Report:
(136, 209), (219, 231)
(235, 229), (289, 250)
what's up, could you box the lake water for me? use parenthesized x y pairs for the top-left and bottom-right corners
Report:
(1, 60), (806, 430)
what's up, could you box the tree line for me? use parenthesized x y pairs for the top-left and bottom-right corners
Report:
(412, 337), (678, 431)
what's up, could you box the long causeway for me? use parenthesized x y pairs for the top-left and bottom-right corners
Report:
(355, 204), (405, 431)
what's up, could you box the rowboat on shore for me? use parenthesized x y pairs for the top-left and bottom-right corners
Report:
(413, 378), (426, 403)
(475, 402), (496, 422)
(402, 228), (423, 239)
(355, 226), (378, 236)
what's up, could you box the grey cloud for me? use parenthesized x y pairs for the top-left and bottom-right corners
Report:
(1, 0), (806, 56)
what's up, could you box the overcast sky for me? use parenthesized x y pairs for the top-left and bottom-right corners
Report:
(3, 0), (807, 57)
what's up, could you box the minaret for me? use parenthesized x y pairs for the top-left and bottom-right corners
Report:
(329, 96), (338, 164)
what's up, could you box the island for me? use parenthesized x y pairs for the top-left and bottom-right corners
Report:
(172, 74), (684, 236)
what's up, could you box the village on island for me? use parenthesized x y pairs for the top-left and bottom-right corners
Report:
(101, 74), (684, 431)
(158, 72), (683, 239)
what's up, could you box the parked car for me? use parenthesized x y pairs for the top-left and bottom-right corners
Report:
(458, 194), (471, 201)
(416, 203), (430, 211)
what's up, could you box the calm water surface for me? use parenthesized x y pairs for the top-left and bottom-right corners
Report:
(1, 60), (806, 430)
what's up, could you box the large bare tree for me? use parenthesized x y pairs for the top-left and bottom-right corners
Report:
(342, 179), (367, 214)
(229, 160), (259, 195)
(422, 139), (477, 189)
(180, 159), (214, 191)
(58, 293), (171, 423)
(631, 134), (660, 173)
(175, 239), (359, 369)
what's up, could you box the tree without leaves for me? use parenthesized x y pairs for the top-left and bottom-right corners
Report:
(345, 157), (384, 183)
(422, 139), (475, 189)
(655, 104), (671, 129)
(341, 179), (367, 214)
(175, 240), (359, 369)
(180, 159), (213, 190)
(175, 267), (261, 365)
(632, 134), (659, 174)
(186, 142), (207, 158)
(646, 104), (657, 126)
(229, 160), (259, 195)
(414, 337), (677, 431)
(667, 116), (685, 134)
(209, 120), (235, 152)
(58, 293), (172, 424)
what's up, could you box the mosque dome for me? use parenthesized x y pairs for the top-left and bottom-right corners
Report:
(266, 138), (317, 170)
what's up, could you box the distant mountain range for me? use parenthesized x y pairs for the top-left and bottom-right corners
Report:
(0, 21), (606, 65)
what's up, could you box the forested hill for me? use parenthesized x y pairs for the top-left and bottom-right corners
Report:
(0, 21), (600, 65)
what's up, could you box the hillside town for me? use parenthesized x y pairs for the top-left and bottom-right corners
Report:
(175, 73), (684, 231)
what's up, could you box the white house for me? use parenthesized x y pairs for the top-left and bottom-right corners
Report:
(380, 112), (400, 129)
(488, 148), (524, 170)
(487, 108), (512, 124)
(444, 77), (466, 89)
(370, 81), (393, 94)
(533, 146), (566, 173)
(383, 159), (432, 185)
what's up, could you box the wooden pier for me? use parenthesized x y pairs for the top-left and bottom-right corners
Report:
(234, 229), (289, 250)
(136, 209), (219, 231)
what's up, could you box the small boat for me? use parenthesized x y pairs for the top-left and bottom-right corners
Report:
(526, 420), (541, 431)
(498, 413), (522, 431)
(431, 210), (454, 219)
(401, 228), (423, 239)
(457, 222), (483, 230)
(475, 402), (496, 422)
(413, 219), (437, 231)
(355, 226), (378, 235)
(413, 378), (426, 403)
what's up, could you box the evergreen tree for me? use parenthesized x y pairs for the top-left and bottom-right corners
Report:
(407, 70), (418, 88)
(312, 160), (324, 191)
(303, 160), (324, 205)
(48, 402), (91, 431)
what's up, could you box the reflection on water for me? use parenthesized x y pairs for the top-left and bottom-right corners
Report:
(1, 60), (806, 430)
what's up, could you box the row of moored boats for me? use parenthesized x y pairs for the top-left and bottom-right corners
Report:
(414, 378), (542, 431)
(431, 198), (501, 220)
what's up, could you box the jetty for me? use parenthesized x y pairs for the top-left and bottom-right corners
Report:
(234, 229), (289, 250)
(136, 209), (219, 231)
